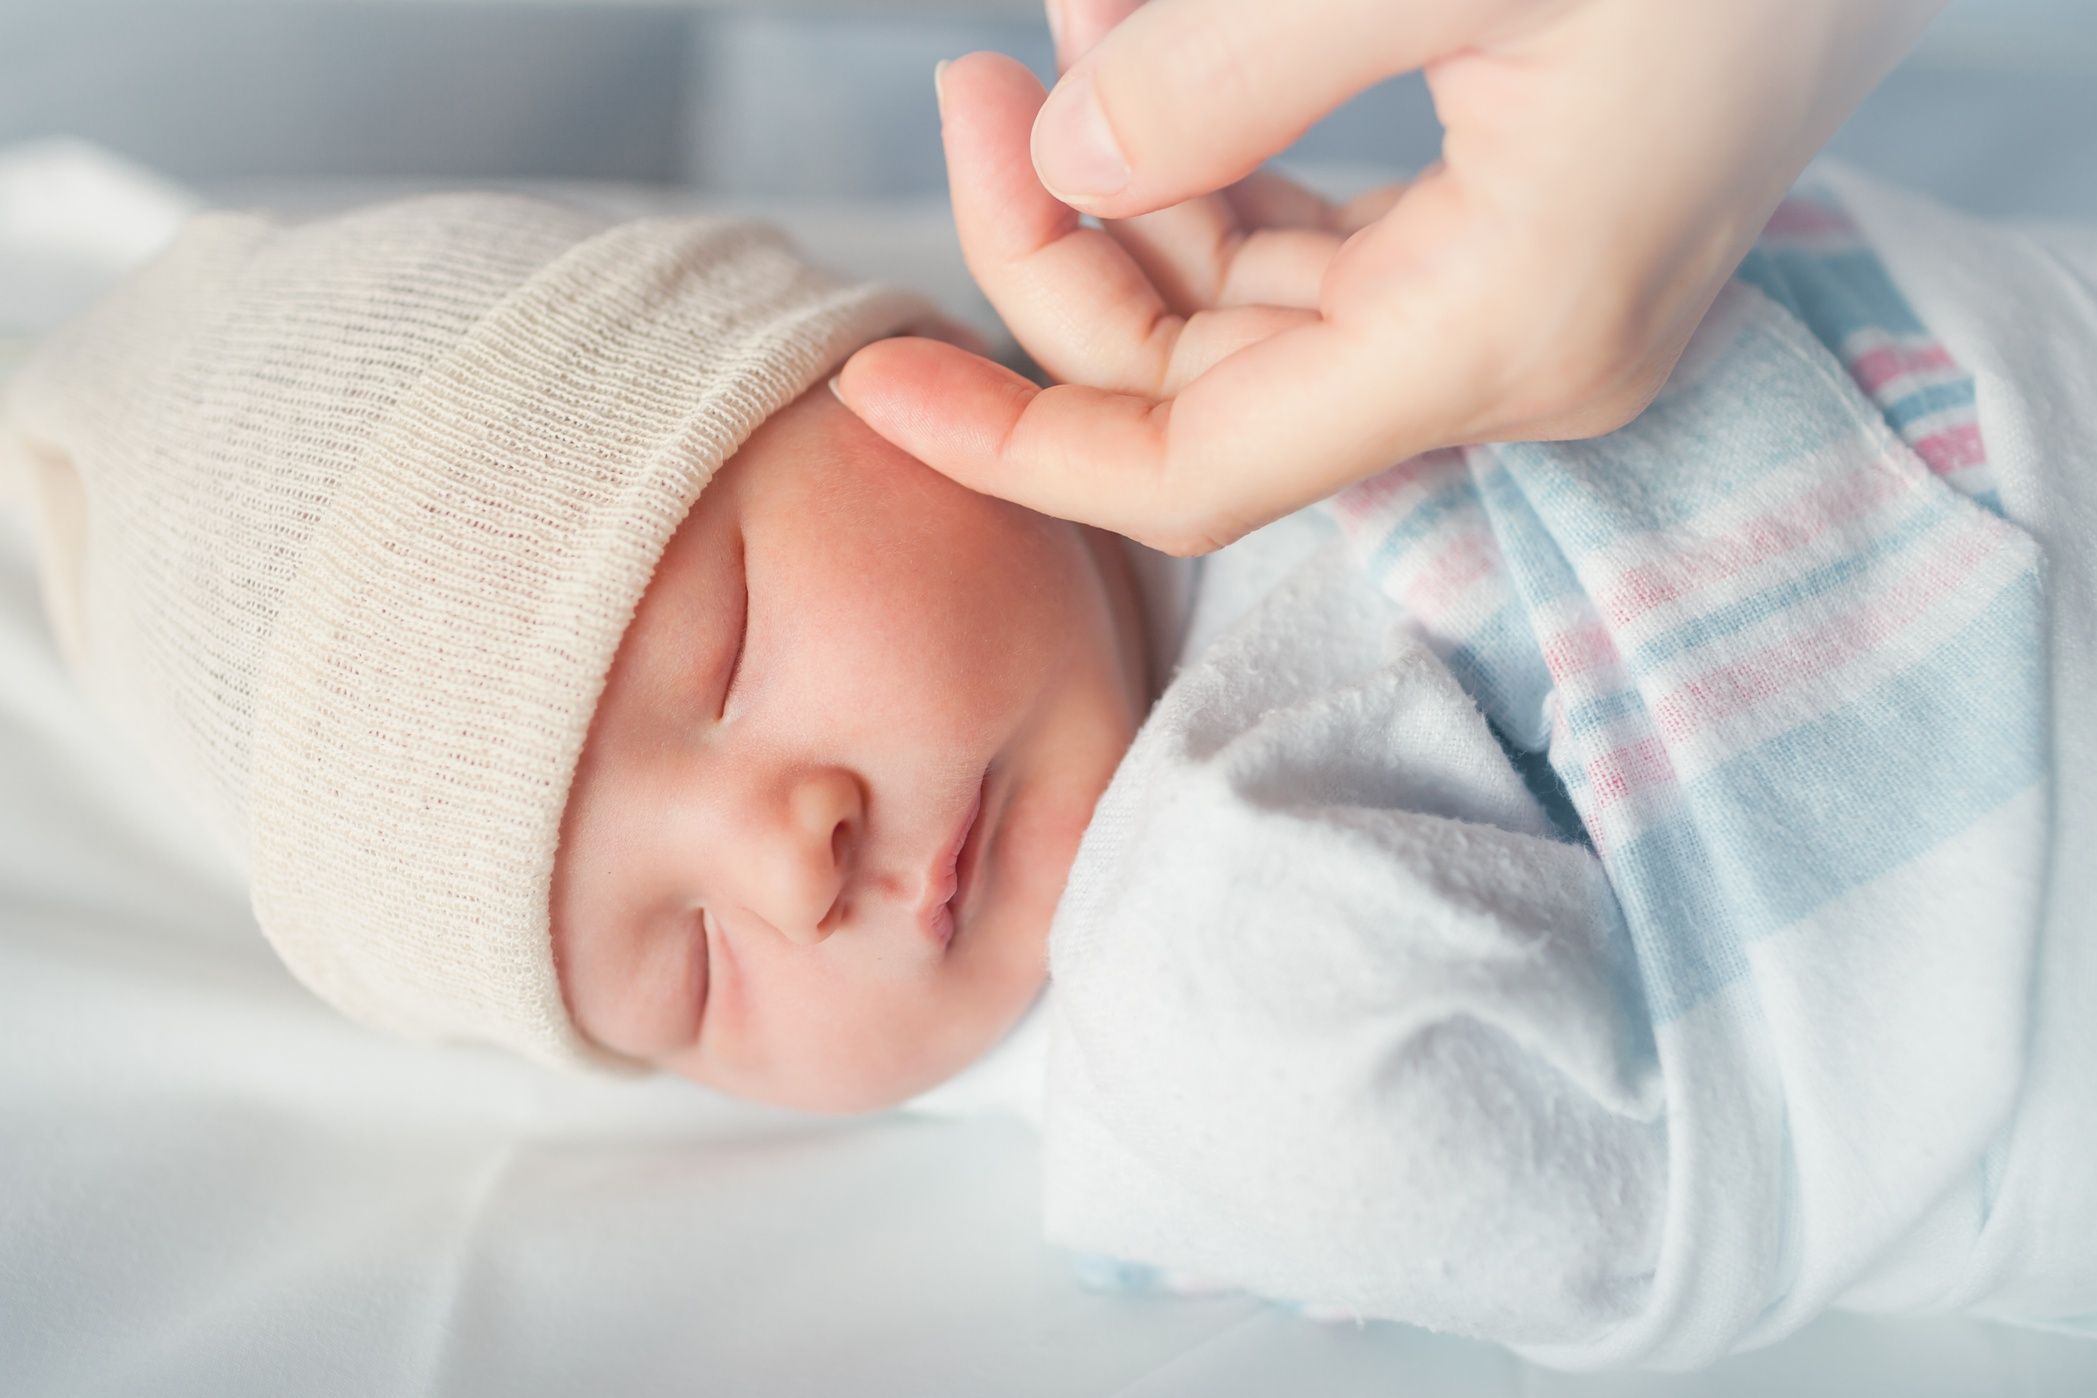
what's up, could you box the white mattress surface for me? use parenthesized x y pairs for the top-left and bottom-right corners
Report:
(4, 141), (2096, 1396)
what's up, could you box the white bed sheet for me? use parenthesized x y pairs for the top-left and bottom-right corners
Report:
(5, 144), (2097, 1396)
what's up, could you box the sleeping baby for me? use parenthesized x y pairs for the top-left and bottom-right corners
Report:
(0, 192), (1137, 1116)
(4, 166), (2094, 1366)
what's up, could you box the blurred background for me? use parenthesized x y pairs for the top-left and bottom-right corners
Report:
(2, 0), (2093, 212)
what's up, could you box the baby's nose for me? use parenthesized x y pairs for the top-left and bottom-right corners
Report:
(744, 766), (862, 946)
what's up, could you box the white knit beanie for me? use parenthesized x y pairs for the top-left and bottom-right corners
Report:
(0, 192), (934, 1071)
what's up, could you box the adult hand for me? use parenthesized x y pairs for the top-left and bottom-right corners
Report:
(835, 0), (1945, 556)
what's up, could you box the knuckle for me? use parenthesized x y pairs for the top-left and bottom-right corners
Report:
(1146, 526), (1210, 559)
(1480, 227), (1668, 435)
(1146, 511), (1240, 559)
(1577, 306), (1651, 385)
(1131, 401), (1250, 558)
(1586, 374), (1666, 436)
(1530, 313), (1665, 436)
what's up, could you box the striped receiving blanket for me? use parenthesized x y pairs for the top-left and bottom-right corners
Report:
(1327, 189), (2045, 1021)
(1318, 188), (2052, 1361)
(1041, 183), (2069, 1368)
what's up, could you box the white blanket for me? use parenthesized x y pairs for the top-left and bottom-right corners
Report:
(1038, 167), (2097, 1368)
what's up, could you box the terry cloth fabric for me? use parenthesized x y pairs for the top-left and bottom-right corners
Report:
(0, 192), (933, 1071)
(1040, 171), (2092, 1367)
(1823, 167), (2097, 1341)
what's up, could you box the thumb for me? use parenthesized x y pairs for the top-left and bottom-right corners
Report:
(1031, 0), (1459, 219)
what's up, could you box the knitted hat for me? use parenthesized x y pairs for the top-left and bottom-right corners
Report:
(0, 192), (934, 1070)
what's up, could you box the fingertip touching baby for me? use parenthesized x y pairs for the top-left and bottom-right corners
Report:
(1, 131), (1206, 1111)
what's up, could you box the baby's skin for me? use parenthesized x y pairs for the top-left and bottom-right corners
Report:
(550, 384), (1152, 1112)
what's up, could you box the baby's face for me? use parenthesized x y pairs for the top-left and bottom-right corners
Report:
(551, 382), (1147, 1112)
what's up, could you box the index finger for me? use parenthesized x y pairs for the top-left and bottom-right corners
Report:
(838, 310), (1431, 556)
(841, 159), (1558, 553)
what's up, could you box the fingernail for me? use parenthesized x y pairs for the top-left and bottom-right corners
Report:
(1032, 72), (1129, 203)
(827, 374), (844, 403)
(933, 59), (951, 117)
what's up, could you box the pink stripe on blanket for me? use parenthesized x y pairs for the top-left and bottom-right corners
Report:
(1582, 735), (1681, 818)
(1641, 522), (1998, 746)
(1331, 448), (1464, 527)
(1597, 461), (1912, 628)
(1912, 421), (1987, 477)
(1846, 340), (1958, 396)
(1396, 529), (1505, 615)
(1541, 619), (1622, 682)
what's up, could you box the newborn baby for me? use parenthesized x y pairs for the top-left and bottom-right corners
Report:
(0, 190), (1162, 1114)
(550, 375), (1156, 1112)
(6, 175), (2095, 1365)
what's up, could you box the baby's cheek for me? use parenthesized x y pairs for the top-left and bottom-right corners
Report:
(801, 977), (1020, 1113)
(863, 537), (1084, 727)
(947, 518), (1098, 672)
(1002, 762), (1094, 870)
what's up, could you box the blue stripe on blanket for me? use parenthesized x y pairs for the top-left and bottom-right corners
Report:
(1739, 245), (1930, 344)
(1612, 570), (2045, 1020)
(1325, 186), (2045, 1026)
(1490, 367), (1867, 553)
(1364, 477), (1491, 578)
(1742, 194), (2002, 512)
(1624, 502), (1946, 668)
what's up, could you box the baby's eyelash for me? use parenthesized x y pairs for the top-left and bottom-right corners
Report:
(718, 539), (749, 720)
(717, 619), (745, 718)
(691, 908), (715, 1037)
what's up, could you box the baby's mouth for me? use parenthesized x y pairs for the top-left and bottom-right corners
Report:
(919, 769), (987, 950)
(949, 767), (994, 934)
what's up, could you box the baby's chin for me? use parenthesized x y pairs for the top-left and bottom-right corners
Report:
(673, 988), (1043, 1117)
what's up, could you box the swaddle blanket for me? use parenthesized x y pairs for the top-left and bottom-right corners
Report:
(1042, 179), (2094, 1368)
